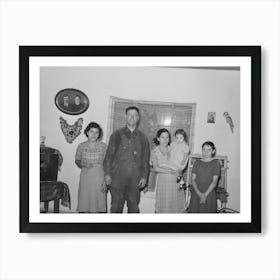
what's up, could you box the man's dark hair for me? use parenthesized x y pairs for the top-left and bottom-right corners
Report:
(125, 106), (140, 115)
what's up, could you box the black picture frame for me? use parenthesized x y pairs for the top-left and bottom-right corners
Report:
(20, 46), (261, 233)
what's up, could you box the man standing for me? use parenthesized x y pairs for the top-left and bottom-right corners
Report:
(103, 106), (150, 213)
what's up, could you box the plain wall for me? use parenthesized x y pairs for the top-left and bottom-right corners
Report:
(40, 66), (240, 211)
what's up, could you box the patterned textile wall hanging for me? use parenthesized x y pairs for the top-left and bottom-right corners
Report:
(107, 96), (196, 152)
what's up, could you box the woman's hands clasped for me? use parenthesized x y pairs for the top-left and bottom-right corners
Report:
(199, 193), (207, 204)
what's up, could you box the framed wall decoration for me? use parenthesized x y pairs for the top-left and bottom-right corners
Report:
(207, 112), (216, 124)
(55, 88), (89, 115)
(19, 46), (261, 233)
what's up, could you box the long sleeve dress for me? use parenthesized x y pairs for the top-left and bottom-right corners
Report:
(188, 159), (221, 213)
(151, 146), (186, 213)
(75, 141), (107, 213)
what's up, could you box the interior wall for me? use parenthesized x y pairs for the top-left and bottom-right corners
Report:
(40, 66), (240, 212)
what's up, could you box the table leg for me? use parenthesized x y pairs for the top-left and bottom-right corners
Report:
(54, 199), (60, 213)
(44, 202), (49, 212)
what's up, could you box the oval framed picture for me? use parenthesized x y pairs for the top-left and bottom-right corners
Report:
(55, 88), (90, 115)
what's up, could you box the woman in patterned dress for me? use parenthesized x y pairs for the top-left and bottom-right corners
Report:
(75, 122), (107, 213)
(150, 128), (186, 213)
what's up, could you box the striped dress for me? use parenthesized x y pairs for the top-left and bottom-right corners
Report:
(151, 146), (186, 213)
(75, 141), (107, 213)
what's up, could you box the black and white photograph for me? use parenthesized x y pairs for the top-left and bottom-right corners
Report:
(39, 67), (239, 215)
(207, 112), (216, 124)
(20, 46), (261, 233)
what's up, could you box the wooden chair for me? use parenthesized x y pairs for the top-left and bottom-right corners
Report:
(40, 146), (70, 213)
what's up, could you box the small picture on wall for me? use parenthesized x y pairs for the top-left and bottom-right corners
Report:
(207, 112), (216, 123)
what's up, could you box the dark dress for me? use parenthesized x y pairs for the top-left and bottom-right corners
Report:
(188, 159), (221, 213)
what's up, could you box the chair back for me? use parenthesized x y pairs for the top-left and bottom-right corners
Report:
(40, 147), (59, 181)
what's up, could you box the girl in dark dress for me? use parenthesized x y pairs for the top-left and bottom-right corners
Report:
(189, 141), (221, 213)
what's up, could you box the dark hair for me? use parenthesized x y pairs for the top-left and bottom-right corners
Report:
(175, 129), (188, 143)
(153, 128), (171, 146)
(202, 141), (216, 156)
(125, 106), (140, 115)
(84, 122), (103, 140)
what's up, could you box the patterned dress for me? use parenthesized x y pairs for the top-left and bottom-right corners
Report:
(75, 141), (107, 212)
(151, 146), (186, 213)
(188, 159), (221, 213)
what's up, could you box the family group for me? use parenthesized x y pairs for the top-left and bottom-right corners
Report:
(75, 106), (221, 214)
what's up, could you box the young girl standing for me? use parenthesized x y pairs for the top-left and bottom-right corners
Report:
(188, 141), (221, 213)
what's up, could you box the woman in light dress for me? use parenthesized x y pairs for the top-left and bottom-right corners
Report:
(150, 128), (186, 213)
(75, 122), (107, 213)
